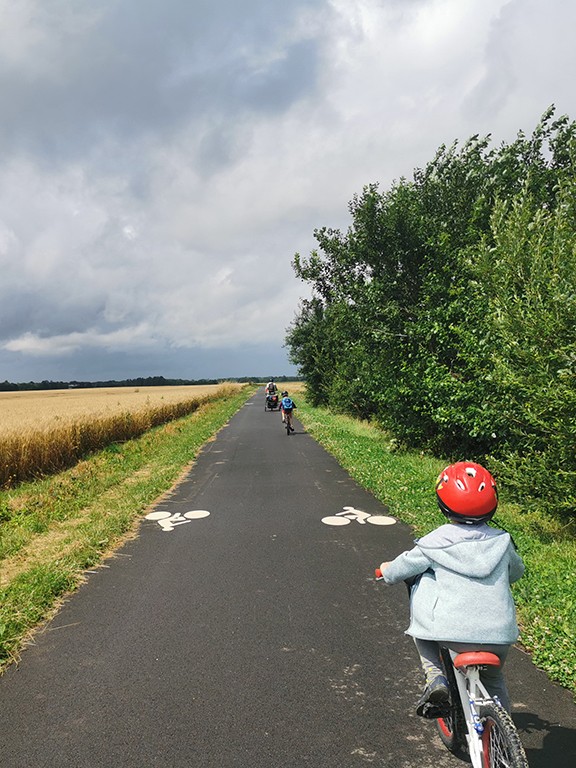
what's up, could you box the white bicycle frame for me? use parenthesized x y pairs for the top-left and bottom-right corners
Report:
(373, 571), (525, 766)
(449, 652), (500, 768)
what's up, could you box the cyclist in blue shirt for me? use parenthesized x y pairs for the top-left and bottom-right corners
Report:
(279, 390), (296, 430)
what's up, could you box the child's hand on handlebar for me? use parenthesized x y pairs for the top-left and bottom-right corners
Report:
(375, 562), (392, 580)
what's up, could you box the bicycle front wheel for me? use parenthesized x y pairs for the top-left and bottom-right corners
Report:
(479, 703), (528, 768)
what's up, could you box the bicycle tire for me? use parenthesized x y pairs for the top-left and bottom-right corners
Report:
(478, 702), (528, 768)
(436, 647), (466, 755)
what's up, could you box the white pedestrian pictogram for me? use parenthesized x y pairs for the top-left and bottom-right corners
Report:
(321, 506), (396, 527)
(145, 510), (210, 531)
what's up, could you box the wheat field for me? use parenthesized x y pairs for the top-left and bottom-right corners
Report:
(0, 383), (244, 487)
(0, 384), (240, 433)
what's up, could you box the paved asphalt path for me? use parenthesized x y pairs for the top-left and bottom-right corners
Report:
(0, 389), (574, 767)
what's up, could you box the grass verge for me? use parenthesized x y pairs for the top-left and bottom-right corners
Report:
(0, 385), (254, 671)
(294, 396), (576, 696)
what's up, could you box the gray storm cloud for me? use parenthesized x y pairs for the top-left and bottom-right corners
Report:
(0, 0), (326, 160)
(0, 0), (575, 380)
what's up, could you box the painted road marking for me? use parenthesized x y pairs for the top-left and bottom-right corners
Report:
(321, 506), (397, 527)
(145, 510), (211, 531)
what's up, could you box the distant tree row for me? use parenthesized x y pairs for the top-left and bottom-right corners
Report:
(286, 107), (576, 517)
(0, 374), (302, 392)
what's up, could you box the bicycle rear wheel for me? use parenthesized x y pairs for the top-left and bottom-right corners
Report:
(436, 648), (466, 755)
(479, 702), (528, 768)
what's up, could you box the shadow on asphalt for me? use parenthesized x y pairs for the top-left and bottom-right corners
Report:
(514, 712), (576, 767)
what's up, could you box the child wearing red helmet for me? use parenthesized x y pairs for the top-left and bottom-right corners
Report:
(379, 462), (524, 717)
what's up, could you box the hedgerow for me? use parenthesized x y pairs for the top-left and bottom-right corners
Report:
(286, 107), (576, 518)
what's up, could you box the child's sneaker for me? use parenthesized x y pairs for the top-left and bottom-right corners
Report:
(416, 675), (449, 718)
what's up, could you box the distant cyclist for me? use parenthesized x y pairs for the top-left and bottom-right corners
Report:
(378, 462), (524, 717)
(280, 390), (296, 431)
(264, 378), (279, 410)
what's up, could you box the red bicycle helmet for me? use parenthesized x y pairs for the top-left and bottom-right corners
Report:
(436, 462), (498, 524)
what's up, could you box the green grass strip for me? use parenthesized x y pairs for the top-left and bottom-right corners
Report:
(296, 397), (576, 696)
(0, 386), (254, 669)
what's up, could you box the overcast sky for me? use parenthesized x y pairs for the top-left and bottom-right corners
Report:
(0, 0), (575, 382)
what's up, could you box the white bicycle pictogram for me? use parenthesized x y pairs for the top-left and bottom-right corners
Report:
(145, 509), (210, 531)
(321, 506), (396, 526)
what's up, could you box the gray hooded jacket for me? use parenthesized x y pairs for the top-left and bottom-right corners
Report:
(383, 523), (525, 644)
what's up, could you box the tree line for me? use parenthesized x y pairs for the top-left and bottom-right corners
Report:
(286, 107), (576, 517)
(0, 375), (302, 392)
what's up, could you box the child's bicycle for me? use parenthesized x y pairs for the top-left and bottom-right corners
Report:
(375, 568), (529, 768)
(283, 409), (295, 435)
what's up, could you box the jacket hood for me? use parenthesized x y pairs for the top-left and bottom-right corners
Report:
(416, 524), (511, 578)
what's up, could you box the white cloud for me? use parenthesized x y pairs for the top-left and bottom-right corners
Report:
(5, 324), (155, 356)
(0, 0), (575, 380)
(0, 1), (101, 78)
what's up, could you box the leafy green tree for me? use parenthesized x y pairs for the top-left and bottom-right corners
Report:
(285, 298), (334, 405)
(286, 107), (576, 515)
(472, 176), (576, 514)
